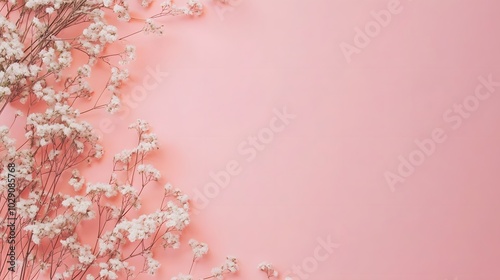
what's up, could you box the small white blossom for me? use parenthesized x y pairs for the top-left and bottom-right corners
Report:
(258, 262), (279, 278)
(144, 251), (161, 275)
(137, 164), (161, 181)
(171, 274), (192, 280)
(62, 195), (93, 218)
(113, 4), (131, 21)
(211, 267), (224, 279)
(86, 182), (117, 197)
(144, 18), (163, 35)
(106, 95), (121, 114)
(77, 64), (91, 77)
(224, 256), (239, 272)
(188, 239), (208, 259)
(162, 232), (180, 249)
(69, 169), (85, 191)
(186, 0), (203, 16)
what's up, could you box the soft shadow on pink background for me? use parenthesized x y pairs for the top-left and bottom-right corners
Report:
(90, 0), (500, 279)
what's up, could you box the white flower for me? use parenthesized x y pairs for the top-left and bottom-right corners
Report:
(137, 164), (161, 180)
(162, 232), (180, 249)
(114, 211), (169, 242)
(120, 45), (136, 64)
(114, 148), (134, 163)
(210, 256), (239, 279)
(186, 0), (203, 16)
(211, 267), (224, 279)
(48, 149), (60, 160)
(141, 0), (153, 7)
(83, 22), (118, 43)
(62, 195), (93, 217)
(77, 64), (91, 77)
(171, 274), (192, 280)
(164, 201), (190, 230)
(188, 239), (208, 258)
(118, 184), (138, 196)
(108, 67), (129, 92)
(258, 262), (279, 277)
(113, 4), (130, 21)
(128, 119), (149, 132)
(16, 192), (40, 219)
(25, 215), (72, 244)
(224, 256), (239, 272)
(32, 17), (44, 30)
(17, 198), (39, 219)
(106, 95), (120, 114)
(97, 232), (120, 256)
(69, 169), (85, 191)
(0, 87), (11, 98)
(144, 18), (163, 35)
(164, 183), (173, 193)
(137, 133), (159, 152)
(145, 252), (160, 275)
(99, 268), (118, 279)
(86, 182), (117, 197)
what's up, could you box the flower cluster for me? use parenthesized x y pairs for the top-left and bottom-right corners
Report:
(258, 262), (279, 278)
(189, 239), (209, 258)
(172, 253), (239, 280)
(208, 256), (239, 280)
(0, 0), (249, 279)
(258, 262), (296, 280)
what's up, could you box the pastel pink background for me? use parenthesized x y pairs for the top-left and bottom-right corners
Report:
(99, 0), (500, 279)
(10, 0), (500, 279)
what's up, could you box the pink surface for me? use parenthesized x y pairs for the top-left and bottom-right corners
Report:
(92, 0), (500, 279)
